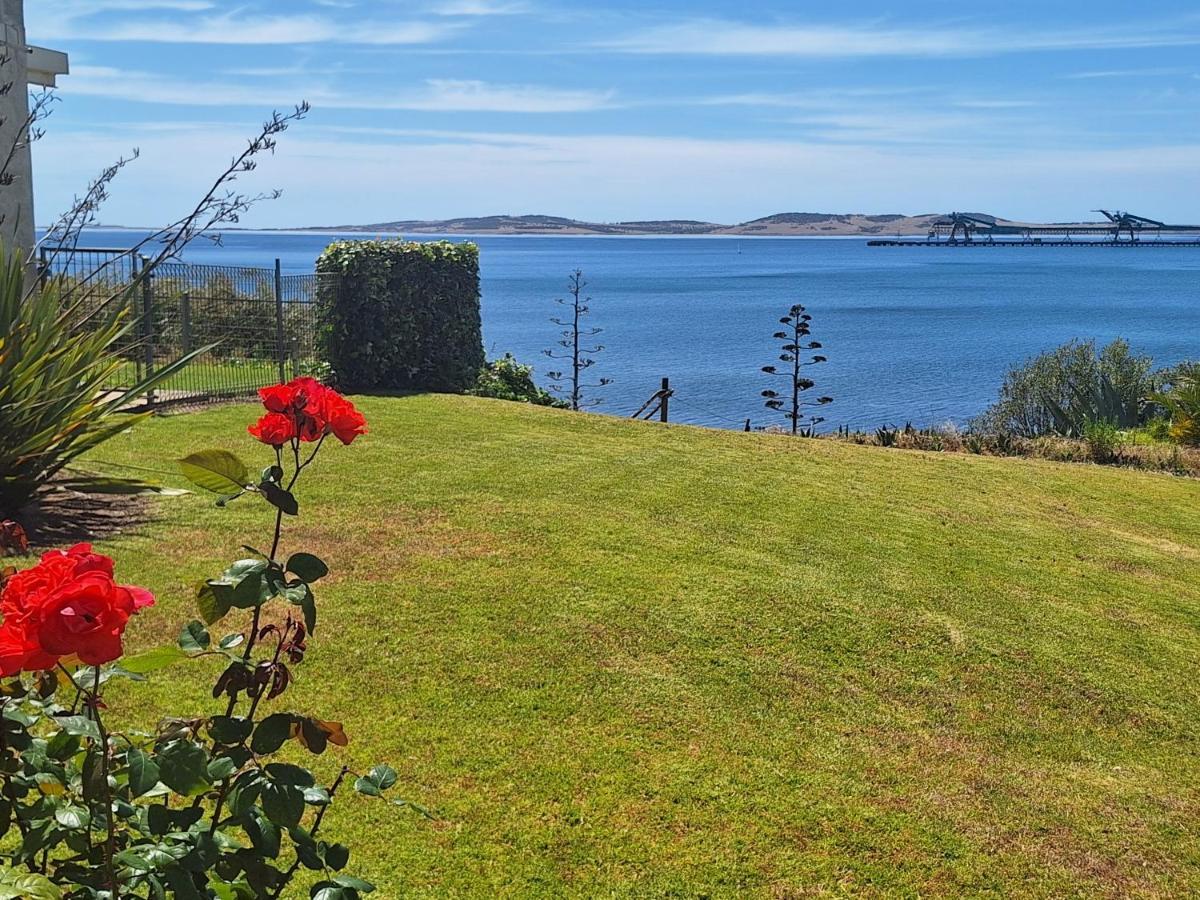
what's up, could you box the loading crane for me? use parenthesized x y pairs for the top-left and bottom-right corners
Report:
(927, 210), (1200, 244)
(1092, 210), (1200, 242)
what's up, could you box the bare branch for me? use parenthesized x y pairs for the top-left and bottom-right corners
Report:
(35, 149), (140, 281)
(42, 103), (309, 323)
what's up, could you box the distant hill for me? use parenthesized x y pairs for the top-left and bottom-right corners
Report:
(297, 211), (1078, 237)
(306, 214), (725, 235)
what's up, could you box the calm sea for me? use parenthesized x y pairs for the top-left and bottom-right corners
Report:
(61, 228), (1200, 430)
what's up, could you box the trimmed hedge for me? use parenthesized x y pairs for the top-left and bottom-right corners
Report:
(316, 240), (484, 392)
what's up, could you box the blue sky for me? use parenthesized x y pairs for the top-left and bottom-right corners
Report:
(26, 0), (1200, 227)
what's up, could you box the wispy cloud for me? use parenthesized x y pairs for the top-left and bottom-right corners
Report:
(696, 87), (926, 109)
(784, 110), (1009, 146)
(1065, 66), (1196, 79)
(432, 0), (532, 15)
(953, 99), (1040, 109)
(67, 65), (293, 106)
(603, 18), (1200, 58)
(691, 90), (1046, 144)
(400, 79), (613, 112)
(33, 11), (459, 45)
(68, 66), (614, 112)
(54, 0), (215, 10)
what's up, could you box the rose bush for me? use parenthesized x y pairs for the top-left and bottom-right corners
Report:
(251, 378), (367, 448)
(0, 379), (409, 899)
(0, 544), (155, 673)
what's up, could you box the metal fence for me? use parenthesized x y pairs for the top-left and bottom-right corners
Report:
(39, 246), (332, 408)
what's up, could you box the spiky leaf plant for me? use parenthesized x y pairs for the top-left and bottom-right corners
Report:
(0, 247), (201, 515)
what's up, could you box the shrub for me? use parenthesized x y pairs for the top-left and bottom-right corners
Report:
(0, 378), (410, 897)
(975, 338), (1154, 437)
(471, 354), (566, 407)
(0, 249), (198, 518)
(317, 240), (484, 393)
(1122, 420), (1172, 445)
(991, 431), (1025, 457)
(1150, 373), (1200, 446)
(895, 424), (953, 453)
(1082, 419), (1121, 463)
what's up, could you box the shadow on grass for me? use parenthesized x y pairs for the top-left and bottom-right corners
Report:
(16, 488), (154, 549)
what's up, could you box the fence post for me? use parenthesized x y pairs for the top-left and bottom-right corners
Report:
(660, 377), (670, 423)
(180, 290), (192, 355)
(140, 255), (156, 408)
(274, 258), (286, 384)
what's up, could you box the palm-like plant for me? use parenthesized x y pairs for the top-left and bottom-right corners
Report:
(0, 247), (200, 516)
(545, 269), (610, 411)
(761, 304), (832, 435)
(1150, 375), (1200, 446)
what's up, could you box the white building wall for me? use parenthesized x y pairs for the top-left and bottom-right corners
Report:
(0, 0), (34, 255)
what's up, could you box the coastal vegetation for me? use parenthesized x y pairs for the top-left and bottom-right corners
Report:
(1150, 363), (1200, 445)
(544, 269), (610, 411)
(49, 393), (1200, 897)
(760, 304), (831, 435)
(972, 338), (1157, 437)
(832, 420), (1200, 474)
(470, 354), (565, 408)
(824, 338), (1197, 475)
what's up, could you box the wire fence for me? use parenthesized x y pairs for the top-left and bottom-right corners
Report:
(36, 245), (845, 432)
(39, 246), (332, 408)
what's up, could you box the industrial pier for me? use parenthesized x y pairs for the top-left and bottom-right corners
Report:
(869, 211), (1200, 247)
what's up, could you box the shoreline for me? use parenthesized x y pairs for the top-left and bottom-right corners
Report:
(51, 227), (919, 241)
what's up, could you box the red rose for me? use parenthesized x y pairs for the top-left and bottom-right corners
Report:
(249, 412), (296, 447)
(0, 619), (53, 676)
(322, 393), (368, 445)
(254, 378), (368, 448)
(0, 544), (153, 673)
(255, 378), (335, 444)
(1, 544), (113, 627)
(290, 378), (331, 443)
(258, 382), (302, 414)
(295, 410), (325, 443)
(35, 573), (138, 666)
(288, 377), (325, 407)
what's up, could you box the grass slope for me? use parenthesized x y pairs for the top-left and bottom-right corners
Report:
(83, 395), (1200, 898)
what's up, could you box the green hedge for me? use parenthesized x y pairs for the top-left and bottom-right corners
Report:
(316, 240), (484, 393)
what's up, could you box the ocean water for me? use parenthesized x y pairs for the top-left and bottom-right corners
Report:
(64, 229), (1200, 430)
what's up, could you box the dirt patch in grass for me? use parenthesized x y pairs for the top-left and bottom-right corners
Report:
(1022, 825), (1168, 899)
(290, 506), (505, 584)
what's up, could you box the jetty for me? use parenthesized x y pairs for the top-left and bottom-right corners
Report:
(869, 210), (1200, 247)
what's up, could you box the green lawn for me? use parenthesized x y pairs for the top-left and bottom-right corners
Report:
(79, 395), (1200, 897)
(112, 359), (305, 397)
